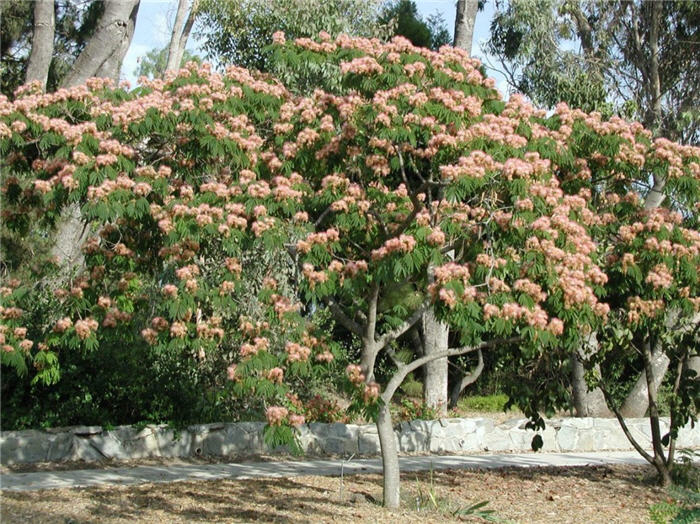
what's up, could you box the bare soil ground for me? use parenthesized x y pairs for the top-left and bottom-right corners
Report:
(1, 464), (668, 523)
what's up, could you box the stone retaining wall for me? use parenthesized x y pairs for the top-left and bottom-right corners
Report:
(1, 417), (698, 465)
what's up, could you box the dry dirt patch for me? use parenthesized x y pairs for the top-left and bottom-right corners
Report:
(1, 464), (667, 523)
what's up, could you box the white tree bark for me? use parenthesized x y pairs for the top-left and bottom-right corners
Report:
(25, 0), (55, 91)
(49, 203), (89, 271)
(52, 1), (140, 271)
(165, 0), (199, 72)
(422, 308), (449, 416)
(376, 403), (400, 508)
(61, 0), (140, 88)
(571, 332), (612, 417)
(571, 358), (612, 417)
(619, 348), (669, 418)
(453, 0), (479, 54)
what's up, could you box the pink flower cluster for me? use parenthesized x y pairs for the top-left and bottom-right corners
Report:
(626, 297), (665, 324)
(645, 264), (674, 289)
(346, 364), (366, 385)
(439, 151), (497, 181)
(340, 56), (384, 76)
(270, 294), (301, 320)
(267, 367), (284, 384)
(266, 406), (288, 426)
(370, 234), (416, 261)
(296, 228), (340, 253)
(363, 382), (381, 402)
(285, 341), (311, 362)
(240, 337), (270, 357)
(74, 318), (98, 340)
(302, 263), (328, 288)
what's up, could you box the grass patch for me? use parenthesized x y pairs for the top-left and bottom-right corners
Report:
(455, 394), (511, 413)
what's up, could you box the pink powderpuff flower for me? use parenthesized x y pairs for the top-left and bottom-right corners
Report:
(427, 229), (446, 246)
(227, 364), (237, 381)
(141, 328), (158, 345)
(289, 414), (305, 427)
(267, 367), (284, 384)
(346, 364), (365, 385)
(272, 31), (286, 45)
(547, 318), (564, 336)
(439, 288), (458, 308)
(170, 322), (188, 338)
(266, 406), (288, 426)
(97, 296), (112, 308)
(162, 284), (178, 298)
(74, 318), (97, 340)
(54, 317), (73, 333)
(363, 382), (381, 402)
(315, 351), (334, 363)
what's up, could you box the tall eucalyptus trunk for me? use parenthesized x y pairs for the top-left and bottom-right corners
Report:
(25, 0), (55, 91)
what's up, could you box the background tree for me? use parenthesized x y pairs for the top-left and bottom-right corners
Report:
(453, 0), (480, 53)
(24, 0), (55, 91)
(135, 47), (202, 80)
(379, 0), (451, 50)
(196, 0), (392, 72)
(165, 0), (200, 72)
(487, 0), (700, 144)
(0, 0), (105, 96)
(487, 0), (700, 417)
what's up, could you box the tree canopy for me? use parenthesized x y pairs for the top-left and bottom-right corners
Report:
(488, 0), (700, 144)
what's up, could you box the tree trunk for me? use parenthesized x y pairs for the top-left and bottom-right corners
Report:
(571, 332), (612, 417)
(453, 0), (479, 54)
(646, 0), (662, 133)
(360, 341), (379, 383)
(620, 347), (670, 419)
(642, 338), (673, 487)
(376, 402), (400, 509)
(25, 0), (55, 91)
(61, 0), (140, 88)
(448, 349), (484, 409)
(422, 308), (449, 416)
(165, 0), (198, 72)
(50, 202), (90, 272)
(571, 357), (612, 417)
(51, 1), (140, 272)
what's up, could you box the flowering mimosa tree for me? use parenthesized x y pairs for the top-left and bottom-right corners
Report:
(1, 32), (698, 507)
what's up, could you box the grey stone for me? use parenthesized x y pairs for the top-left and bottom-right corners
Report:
(1, 430), (51, 464)
(154, 428), (193, 457)
(67, 438), (105, 461)
(482, 428), (513, 452)
(678, 422), (700, 447)
(46, 432), (74, 462)
(557, 425), (579, 451)
(87, 433), (130, 460)
(358, 425), (390, 455)
(2, 416), (697, 465)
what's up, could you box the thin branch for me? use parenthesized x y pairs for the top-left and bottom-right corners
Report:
(376, 300), (428, 348)
(599, 382), (656, 465)
(313, 205), (333, 228)
(326, 298), (364, 337)
(381, 336), (521, 403)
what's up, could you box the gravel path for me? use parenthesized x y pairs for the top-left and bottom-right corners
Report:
(0, 450), (655, 492)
